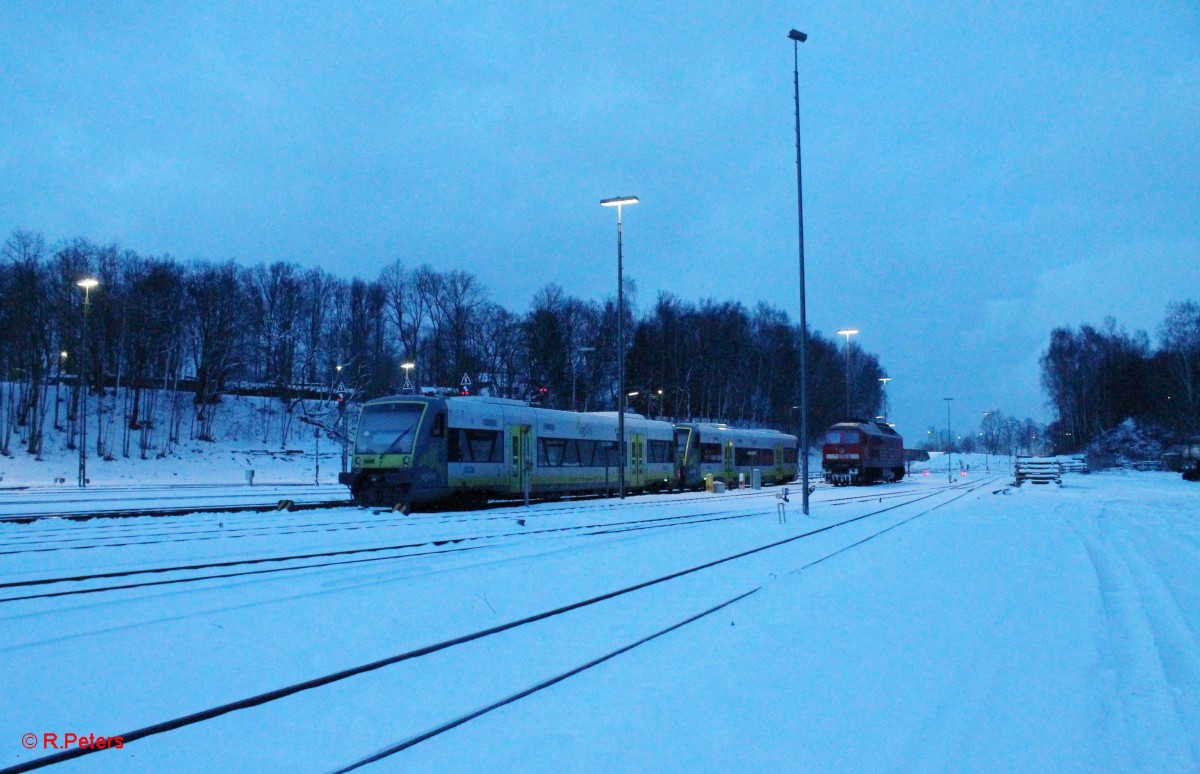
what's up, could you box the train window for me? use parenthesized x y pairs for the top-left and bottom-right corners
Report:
(562, 440), (582, 466)
(734, 448), (772, 466)
(842, 430), (861, 444)
(356, 402), (424, 455)
(577, 440), (597, 466)
(430, 412), (446, 438)
(700, 443), (722, 463)
(648, 440), (671, 463)
(539, 438), (566, 467)
(467, 430), (501, 462)
(783, 446), (797, 463)
(448, 429), (501, 462)
(825, 430), (841, 444)
(596, 441), (619, 467)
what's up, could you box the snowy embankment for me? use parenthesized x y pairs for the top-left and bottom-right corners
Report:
(1, 392), (344, 489)
(2, 470), (1197, 772)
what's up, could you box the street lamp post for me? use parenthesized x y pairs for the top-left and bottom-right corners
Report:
(878, 376), (892, 423)
(601, 195), (639, 500)
(944, 397), (954, 483)
(790, 27), (810, 516)
(55, 350), (67, 430)
(76, 278), (99, 488)
(837, 329), (859, 417)
(982, 411), (992, 472)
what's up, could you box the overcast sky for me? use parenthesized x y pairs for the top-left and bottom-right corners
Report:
(3, 0), (1198, 439)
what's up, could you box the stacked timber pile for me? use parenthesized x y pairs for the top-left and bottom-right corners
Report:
(1060, 456), (1088, 474)
(1014, 457), (1062, 486)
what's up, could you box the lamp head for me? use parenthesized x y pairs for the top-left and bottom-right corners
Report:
(600, 196), (639, 208)
(77, 278), (99, 290)
(788, 30), (808, 42)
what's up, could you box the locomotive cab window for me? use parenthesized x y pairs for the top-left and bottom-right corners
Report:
(700, 443), (722, 463)
(825, 430), (841, 444)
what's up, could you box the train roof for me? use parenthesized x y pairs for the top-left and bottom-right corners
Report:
(828, 419), (902, 438)
(677, 422), (798, 444)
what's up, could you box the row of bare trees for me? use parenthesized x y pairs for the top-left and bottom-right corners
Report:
(1040, 305), (1200, 451)
(921, 411), (1045, 456)
(1, 229), (888, 459)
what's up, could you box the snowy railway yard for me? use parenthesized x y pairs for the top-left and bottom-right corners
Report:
(1, 467), (1198, 773)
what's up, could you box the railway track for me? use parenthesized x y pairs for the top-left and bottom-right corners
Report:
(0, 484), (351, 523)
(1, 477), (998, 773)
(0, 480), (958, 556)
(0, 507), (766, 604)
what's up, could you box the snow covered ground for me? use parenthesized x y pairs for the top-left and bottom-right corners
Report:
(0, 392), (347, 490)
(2, 465), (1197, 772)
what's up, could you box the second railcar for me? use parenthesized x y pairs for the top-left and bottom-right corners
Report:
(675, 423), (799, 490)
(822, 420), (905, 485)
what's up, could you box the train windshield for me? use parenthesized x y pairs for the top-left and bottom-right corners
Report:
(356, 402), (424, 455)
(826, 429), (860, 444)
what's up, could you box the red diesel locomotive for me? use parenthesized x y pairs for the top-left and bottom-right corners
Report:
(822, 420), (905, 485)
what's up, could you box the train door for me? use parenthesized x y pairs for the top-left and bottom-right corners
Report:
(723, 440), (734, 483)
(674, 427), (693, 490)
(774, 442), (784, 483)
(630, 434), (645, 489)
(508, 424), (532, 502)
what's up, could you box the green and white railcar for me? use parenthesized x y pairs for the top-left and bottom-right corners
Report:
(674, 423), (799, 490)
(340, 395), (676, 509)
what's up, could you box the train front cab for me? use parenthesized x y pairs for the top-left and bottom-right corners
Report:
(341, 396), (450, 507)
(822, 421), (905, 485)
